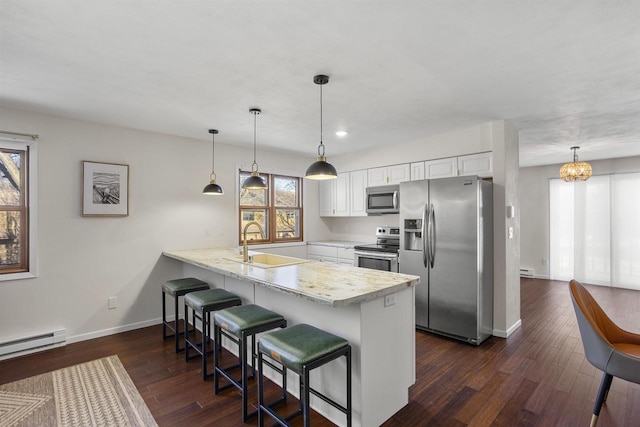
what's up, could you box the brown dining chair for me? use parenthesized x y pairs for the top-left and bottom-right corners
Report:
(569, 279), (640, 427)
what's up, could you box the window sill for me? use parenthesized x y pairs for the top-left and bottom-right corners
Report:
(0, 271), (36, 282)
(238, 241), (307, 250)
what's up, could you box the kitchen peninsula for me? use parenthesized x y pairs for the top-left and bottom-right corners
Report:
(162, 248), (419, 427)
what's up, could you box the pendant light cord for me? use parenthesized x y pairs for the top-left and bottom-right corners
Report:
(212, 132), (215, 173)
(253, 111), (257, 164)
(318, 81), (325, 156)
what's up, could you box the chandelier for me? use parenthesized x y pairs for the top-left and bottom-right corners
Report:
(559, 146), (592, 182)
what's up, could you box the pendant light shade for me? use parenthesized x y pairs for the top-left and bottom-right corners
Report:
(203, 129), (224, 195)
(306, 74), (338, 180)
(242, 108), (268, 190)
(559, 146), (592, 182)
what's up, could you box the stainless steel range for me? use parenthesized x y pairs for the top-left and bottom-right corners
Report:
(353, 226), (400, 273)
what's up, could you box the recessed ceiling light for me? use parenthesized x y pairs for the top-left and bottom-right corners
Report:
(335, 130), (348, 137)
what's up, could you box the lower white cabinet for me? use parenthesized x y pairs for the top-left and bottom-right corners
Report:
(307, 244), (355, 266)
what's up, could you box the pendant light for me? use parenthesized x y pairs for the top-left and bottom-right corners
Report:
(305, 74), (338, 180)
(242, 108), (268, 190)
(559, 146), (592, 182)
(202, 129), (224, 195)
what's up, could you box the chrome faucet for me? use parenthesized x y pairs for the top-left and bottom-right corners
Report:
(242, 221), (265, 262)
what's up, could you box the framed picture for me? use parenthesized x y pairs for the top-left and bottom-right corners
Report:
(82, 161), (129, 216)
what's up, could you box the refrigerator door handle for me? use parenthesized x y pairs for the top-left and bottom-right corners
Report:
(428, 204), (436, 268)
(422, 202), (428, 268)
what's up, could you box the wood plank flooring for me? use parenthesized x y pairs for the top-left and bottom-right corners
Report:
(1, 278), (639, 426)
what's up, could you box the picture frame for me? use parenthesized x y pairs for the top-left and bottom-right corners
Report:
(82, 161), (129, 216)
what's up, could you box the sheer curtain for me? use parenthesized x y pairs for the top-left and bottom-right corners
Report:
(549, 173), (640, 290)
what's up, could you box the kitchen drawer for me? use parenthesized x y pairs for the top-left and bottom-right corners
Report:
(337, 247), (354, 260)
(307, 245), (338, 258)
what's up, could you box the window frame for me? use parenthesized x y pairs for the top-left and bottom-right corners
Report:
(238, 170), (303, 246)
(0, 139), (37, 281)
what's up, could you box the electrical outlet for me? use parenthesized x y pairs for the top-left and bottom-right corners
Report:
(508, 227), (514, 239)
(108, 296), (118, 309)
(384, 293), (396, 307)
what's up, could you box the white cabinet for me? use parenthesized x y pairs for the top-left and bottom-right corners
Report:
(458, 152), (493, 178)
(318, 179), (336, 216)
(349, 170), (367, 216)
(368, 164), (411, 186)
(425, 157), (458, 179)
(337, 247), (355, 266)
(307, 244), (354, 266)
(334, 173), (350, 217)
(410, 162), (425, 181)
(319, 171), (367, 217)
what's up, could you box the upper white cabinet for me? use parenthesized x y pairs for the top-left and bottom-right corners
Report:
(458, 152), (493, 178)
(349, 169), (368, 217)
(319, 170), (367, 217)
(318, 179), (336, 216)
(425, 157), (458, 179)
(410, 162), (425, 181)
(368, 164), (411, 186)
(413, 152), (493, 180)
(334, 173), (350, 217)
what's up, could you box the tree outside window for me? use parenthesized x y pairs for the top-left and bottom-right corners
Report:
(0, 147), (28, 273)
(239, 172), (303, 245)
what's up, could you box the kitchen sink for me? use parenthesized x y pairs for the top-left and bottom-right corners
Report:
(225, 253), (310, 268)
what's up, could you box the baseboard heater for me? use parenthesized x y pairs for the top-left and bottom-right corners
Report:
(520, 268), (535, 278)
(0, 329), (66, 356)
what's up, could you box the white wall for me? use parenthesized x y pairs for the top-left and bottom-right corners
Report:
(519, 155), (640, 279)
(0, 106), (327, 346)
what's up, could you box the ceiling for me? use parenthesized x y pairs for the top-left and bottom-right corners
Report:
(1, 1), (639, 167)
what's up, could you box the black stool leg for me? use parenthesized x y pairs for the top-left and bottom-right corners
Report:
(162, 291), (167, 339)
(302, 366), (311, 427)
(202, 310), (210, 379)
(258, 351), (265, 427)
(174, 293), (180, 352)
(346, 348), (352, 427)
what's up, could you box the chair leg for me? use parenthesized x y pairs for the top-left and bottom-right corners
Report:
(591, 373), (613, 427)
(174, 294), (180, 352)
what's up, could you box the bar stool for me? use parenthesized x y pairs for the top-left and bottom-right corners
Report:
(184, 288), (242, 379)
(162, 278), (209, 353)
(213, 304), (287, 422)
(257, 323), (352, 427)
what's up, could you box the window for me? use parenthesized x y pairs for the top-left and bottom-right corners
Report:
(549, 173), (640, 290)
(239, 171), (303, 245)
(0, 145), (29, 274)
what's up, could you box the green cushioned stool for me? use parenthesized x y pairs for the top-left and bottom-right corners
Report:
(184, 288), (242, 380)
(257, 323), (352, 427)
(214, 304), (287, 422)
(162, 278), (209, 353)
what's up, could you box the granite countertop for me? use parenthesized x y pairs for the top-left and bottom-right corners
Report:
(307, 240), (372, 248)
(162, 248), (419, 307)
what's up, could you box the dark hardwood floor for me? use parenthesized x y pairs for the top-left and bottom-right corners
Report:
(1, 279), (639, 426)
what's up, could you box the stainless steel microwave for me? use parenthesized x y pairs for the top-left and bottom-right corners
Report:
(366, 185), (400, 215)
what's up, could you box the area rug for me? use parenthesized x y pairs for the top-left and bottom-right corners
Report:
(0, 355), (157, 427)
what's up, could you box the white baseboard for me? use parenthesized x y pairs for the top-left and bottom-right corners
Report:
(493, 319), (522, 338)
(66, 317), (164, 344)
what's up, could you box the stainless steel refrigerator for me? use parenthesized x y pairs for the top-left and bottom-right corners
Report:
(399, 176), (493, 345)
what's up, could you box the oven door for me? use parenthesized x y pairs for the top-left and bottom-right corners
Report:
(354, 251), (399, 273)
